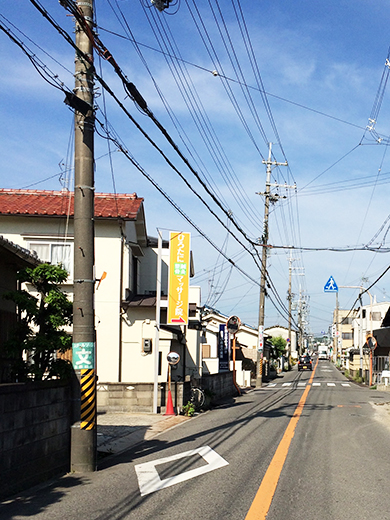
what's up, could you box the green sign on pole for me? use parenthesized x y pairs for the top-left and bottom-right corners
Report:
(72, 342), (95, 370)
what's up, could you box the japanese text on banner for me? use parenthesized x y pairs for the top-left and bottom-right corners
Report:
(168, 231), (190, 325)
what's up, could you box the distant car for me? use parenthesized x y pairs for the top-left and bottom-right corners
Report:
(318, 350), (328, 360)
(298, 355), (312, 371)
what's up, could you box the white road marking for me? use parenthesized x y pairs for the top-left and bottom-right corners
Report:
(267, 382), (351, 389)
(321, 369), (333, 372)
(134, 446), (229, 496)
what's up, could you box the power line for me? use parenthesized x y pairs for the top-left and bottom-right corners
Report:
(19, 0), (298, 325)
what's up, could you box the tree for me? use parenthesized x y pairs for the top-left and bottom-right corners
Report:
(269, 336), (287, 357)
(3, 263), (73, 381)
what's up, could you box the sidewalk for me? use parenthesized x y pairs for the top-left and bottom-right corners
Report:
(96, 389), (253, 458)
(96, 412), (191, 457)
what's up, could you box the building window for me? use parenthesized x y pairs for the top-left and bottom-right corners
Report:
(28, 241), (73, 278)
(202, 344), (211, 358)
(371, 312), (381, 321)
(342, 332), (353, 340)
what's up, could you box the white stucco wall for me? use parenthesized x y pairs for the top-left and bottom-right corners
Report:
(0, 214), (140, 383)
(138, 246), (169, 296)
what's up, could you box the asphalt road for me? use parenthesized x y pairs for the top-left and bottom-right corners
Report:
(3, 360), (390, 520)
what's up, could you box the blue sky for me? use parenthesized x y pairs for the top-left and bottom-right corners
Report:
(1, 0), (390, 337)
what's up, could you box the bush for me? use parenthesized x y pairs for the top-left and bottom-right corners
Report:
(181, 401), (195, 417)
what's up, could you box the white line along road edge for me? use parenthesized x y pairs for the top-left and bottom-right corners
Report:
(135, 445), (229, 496)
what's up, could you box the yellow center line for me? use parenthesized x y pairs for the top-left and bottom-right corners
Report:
(245, 358), (319, 520)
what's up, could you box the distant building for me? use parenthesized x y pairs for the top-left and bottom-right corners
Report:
(264, 325), (298, 360)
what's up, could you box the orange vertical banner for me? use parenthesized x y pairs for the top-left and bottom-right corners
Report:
(168, 231), (190, 325)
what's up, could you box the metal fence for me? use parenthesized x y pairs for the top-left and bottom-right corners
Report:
(372, 356), (390, 383)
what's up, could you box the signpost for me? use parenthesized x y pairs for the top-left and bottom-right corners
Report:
(226, 316), (241, 395)
(165, 351), (180, 416)
(324, 276), (339, 363)
(366, 335), (377, 386)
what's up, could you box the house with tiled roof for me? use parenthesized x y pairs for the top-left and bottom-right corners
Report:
(0, 188), (148, 383)
(0, 189), (208, 411)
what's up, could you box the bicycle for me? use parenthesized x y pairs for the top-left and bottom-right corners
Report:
(189, 386), (205, 411)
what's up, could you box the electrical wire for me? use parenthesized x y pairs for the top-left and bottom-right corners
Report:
(22, 0), (299, 326)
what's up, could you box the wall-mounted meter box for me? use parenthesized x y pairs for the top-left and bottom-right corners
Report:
(143, 338), (152, 353)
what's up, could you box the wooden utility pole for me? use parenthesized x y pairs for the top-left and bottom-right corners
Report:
(255, 143), (289, 387)
(70, 0), (96, 472)
(287, 254), (293, 367)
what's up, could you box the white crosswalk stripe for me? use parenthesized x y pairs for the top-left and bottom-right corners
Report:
(265, 381), (353, 389)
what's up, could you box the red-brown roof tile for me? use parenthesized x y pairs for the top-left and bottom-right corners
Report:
(0, 189), (143, 220)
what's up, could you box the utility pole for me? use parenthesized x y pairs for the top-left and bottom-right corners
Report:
(288, 261), (304, 362)
(287, 254), (294, 368)
(298, 285), (303, 355)
(255, 143), (290, 387)
(70, 0), (96, 472)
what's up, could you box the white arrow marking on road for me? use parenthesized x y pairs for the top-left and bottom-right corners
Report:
(134, 446), (229, 496)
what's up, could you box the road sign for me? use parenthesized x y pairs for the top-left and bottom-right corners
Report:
(72, 341), (95, 369)
(324, 276), (338, 292)
(167, 351), (180, 365)
(366, 335), (377, 351)
(226, 315), (241, 335)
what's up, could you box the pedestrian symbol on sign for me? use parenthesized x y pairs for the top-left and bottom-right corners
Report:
(324, 276), (338, 293)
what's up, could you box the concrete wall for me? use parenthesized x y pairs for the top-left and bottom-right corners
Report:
(97, 381), (185, 413)
(200, 371), (236, 401)
(0, 381), (71, 499)
(97, 372), (236, 413)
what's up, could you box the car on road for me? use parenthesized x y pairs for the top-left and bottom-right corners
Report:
(318, 349), (328, 360)
(298, 355), (313, 371)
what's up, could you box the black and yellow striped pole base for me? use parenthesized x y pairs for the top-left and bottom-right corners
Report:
(80, 369), (96, 430)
